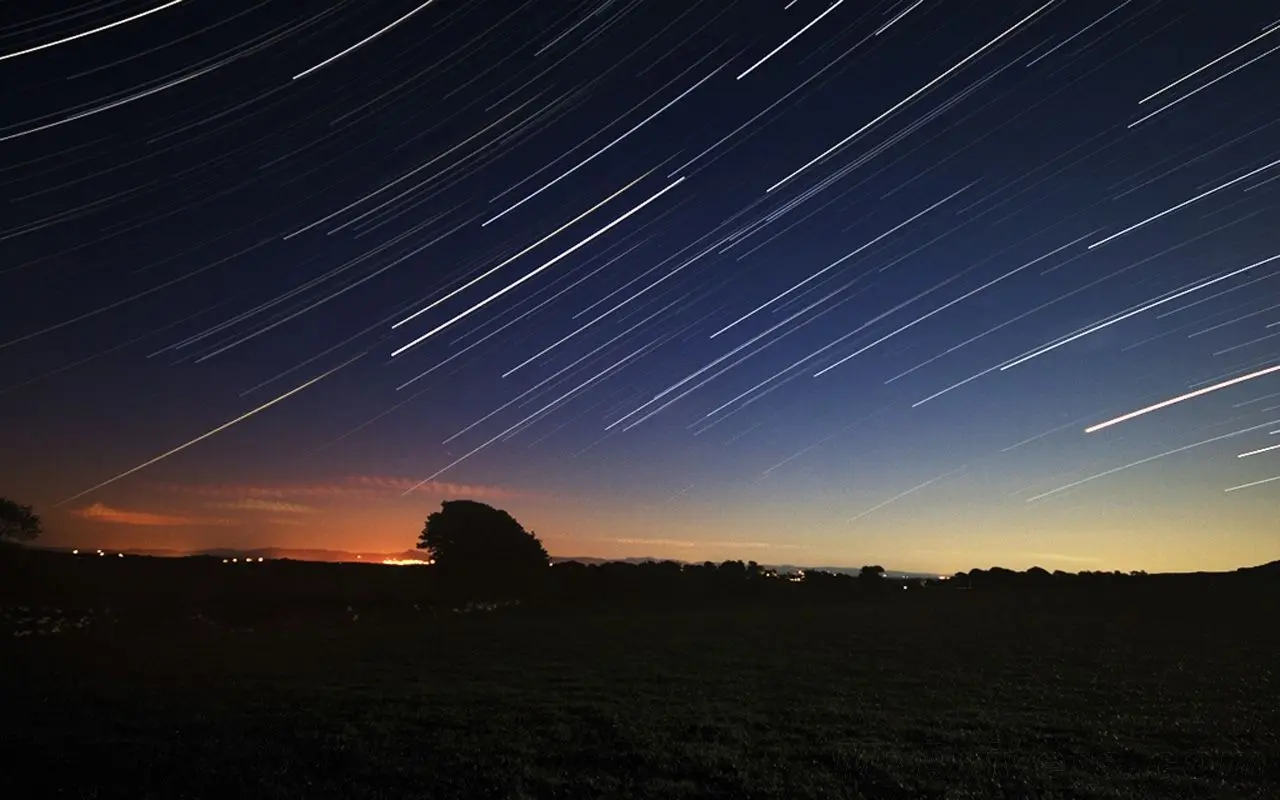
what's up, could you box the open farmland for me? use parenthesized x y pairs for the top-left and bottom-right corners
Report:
(2, 557), (1277, 799)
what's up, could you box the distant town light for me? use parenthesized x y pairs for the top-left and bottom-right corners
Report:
(117, 553), (123, 558)
(72, 549), (79, 555)
(257, 557), (264, 562)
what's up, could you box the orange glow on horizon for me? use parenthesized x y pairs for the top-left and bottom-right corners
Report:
(38, 469), (1280, 576)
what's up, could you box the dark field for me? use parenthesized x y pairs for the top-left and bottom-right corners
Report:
(2, 561), (1278, 799)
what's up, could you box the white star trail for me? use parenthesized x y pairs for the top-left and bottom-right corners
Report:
(1027, 417), (1280, 503)
(55, 353), (365, 506)
(1087, 157), (1280, 249)
(1003, 253), (1280, 371)
(1138, 21), (1280, 104)
(292, 0), (441, 80)
(391, 177), (685, 356)
(848, 465), (969, 522)
(737, 0), (848, 80)
(1237, 442), (1280, 459)
(392, 167), (659, 330)
(768, 0), (1058, 192)
(0, 0), (190, 64)
(1086, 363), (1280, 433)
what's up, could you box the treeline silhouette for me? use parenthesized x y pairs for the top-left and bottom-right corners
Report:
(1, 547), (1275, 630)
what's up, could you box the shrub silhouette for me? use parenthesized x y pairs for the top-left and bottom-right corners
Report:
(0, 497), (41, 545)
(417, 500), (548, 601)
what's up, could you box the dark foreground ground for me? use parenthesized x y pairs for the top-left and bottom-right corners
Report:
(3, 582), (1278, 799)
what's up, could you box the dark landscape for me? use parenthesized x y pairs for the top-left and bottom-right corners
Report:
(3, 546), (1278, 799)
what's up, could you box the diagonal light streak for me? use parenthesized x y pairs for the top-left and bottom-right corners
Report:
(1085, 364), (1280, 433)
(56, 352), (365, 506)
(391, 177), (684, 357)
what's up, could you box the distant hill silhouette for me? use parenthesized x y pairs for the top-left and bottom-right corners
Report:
(29, 545), (1279, 579)
(551, 557), (939, 579)
(1236, 559), (1280, 576)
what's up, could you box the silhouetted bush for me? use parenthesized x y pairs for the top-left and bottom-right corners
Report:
(0, 497), (41, 545)
(418, 500), (549, 602)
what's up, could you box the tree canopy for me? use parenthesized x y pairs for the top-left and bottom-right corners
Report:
(0, 497), (41, 545)
(417, 500), (549, 600)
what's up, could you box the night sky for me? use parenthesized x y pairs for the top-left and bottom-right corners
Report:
(3, 1), (1278, 573)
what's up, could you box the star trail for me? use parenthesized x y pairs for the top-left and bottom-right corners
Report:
(2, 0), (1277, 572)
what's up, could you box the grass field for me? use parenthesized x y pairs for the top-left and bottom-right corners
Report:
(3, 583), (1278, 799)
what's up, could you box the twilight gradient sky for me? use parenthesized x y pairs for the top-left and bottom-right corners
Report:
(2, 0), (1278, 573)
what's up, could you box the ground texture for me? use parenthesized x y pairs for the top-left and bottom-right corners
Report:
(3, 588), (1277, 799)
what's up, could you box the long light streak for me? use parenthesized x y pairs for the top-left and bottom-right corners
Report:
(1088, 157), (1280, 249)
(1224, 474), (1280, 492)
(1027, 417), (1280, 502)
(1128, 40), (1280, 129)
(0, 0), (189, 64)
(1138, 22), (1280, 104)
(711, 183), (971, 338)
(293, 0), (440, 80)
(1086, 363), (1280, 433)
(768, 0), (1056, 192)
(1004, 252), (1280, 370)
(444, 296), (689, 443)
(391, 177), (685, 357)
(392, 168), (657, 329)
(1237, 442), (1280, 459)
(400, 343), (655, 493)
(56, 353), (364, 506)
(482, 62), (725, 226)
(816, 231), (1094, 377)
(737, 0), (847, 80)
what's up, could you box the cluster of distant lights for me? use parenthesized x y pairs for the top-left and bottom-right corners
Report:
(71, 549), (123, 558)
(358, 554), (433, 565)
(65, 550), (948, 579)
(69, 549), (430, 566)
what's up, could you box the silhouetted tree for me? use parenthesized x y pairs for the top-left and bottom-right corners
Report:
(859, 564), (885, 580)
(986, 566), (1018, 586)
(718, 559), (746, 579)
(0, 497), (41, 545)
(417, 500), (548, 601)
